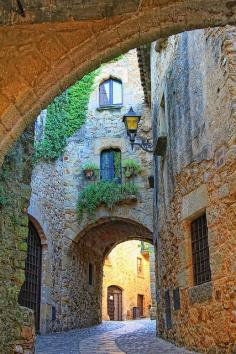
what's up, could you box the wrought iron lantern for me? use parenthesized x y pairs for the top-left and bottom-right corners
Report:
(122, 107), (153, 153)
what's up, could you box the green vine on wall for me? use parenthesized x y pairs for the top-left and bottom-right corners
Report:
(77, 181), (138, 220)
(34, 69), (99, 162)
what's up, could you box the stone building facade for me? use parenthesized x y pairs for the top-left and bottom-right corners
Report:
(29, 50), (156, 335)
(139, 26), (236, 353)
(0, 126), (35, 353)
(102, 240), (153, 321)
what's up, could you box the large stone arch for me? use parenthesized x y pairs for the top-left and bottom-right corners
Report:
(1, 1), (236, 163)
(76, 216), (153, 258)
(51, 216), (153, 331)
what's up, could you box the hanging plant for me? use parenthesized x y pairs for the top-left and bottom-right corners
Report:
(122, 159), (141, 178)
(82, 162), (99, 179)
(77, 181), (138, 220)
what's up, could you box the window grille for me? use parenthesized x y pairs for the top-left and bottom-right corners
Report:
(18, 221), (42, 332)
(191, 214), (211, 286)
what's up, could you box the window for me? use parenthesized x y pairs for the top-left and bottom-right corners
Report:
(191, 214), (211, 285)
(88, 263), (94, 285)
(99, 78), (122, 107)
(100, 149), (121, 183)
(137, 257), (142, 275)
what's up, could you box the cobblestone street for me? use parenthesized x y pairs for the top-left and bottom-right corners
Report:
(36, 319), (199, 354)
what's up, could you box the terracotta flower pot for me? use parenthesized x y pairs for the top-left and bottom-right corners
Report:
(84, 169), (94, 179)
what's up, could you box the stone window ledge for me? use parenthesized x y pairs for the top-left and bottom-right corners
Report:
(117, 195), (137, 205)
(97, 105), (123, 111)
(188, 281), (212, 305)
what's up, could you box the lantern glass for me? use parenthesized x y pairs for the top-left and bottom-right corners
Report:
(126, 116), (139, 132)
(123, 107), (141, 142)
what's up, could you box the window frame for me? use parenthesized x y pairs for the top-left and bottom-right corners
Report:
(100, 148), (121, 183)
(99, 78), (123, 107)
(191, 213), (211, 286)
(137, 257), (143, 276)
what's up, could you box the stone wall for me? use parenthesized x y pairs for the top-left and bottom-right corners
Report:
(151, 27), (236, 352)
(29, 50), (155, 334)
(0, 126), (35, 353)
(102, 240), (153, 320)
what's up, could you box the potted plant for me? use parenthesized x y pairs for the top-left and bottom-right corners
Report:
(82, 162), (98, 179)
(122, 159), (141, 178)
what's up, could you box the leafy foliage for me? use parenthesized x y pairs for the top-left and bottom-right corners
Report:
(34, 69), (99, 162)
(107, 54), (124, 63)
(114, 151), (121, 178)
(77, 181), (138, 220)
(122, 159), (141, 177)
(82, 162), (99, 171)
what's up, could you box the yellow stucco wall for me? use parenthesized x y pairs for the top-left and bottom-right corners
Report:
(102, 240), (152, 321)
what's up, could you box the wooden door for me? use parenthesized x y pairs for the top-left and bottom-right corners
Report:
(107, 286), (122, 321)
(137, 294), (144, 316)
(100, 149), (121, 183)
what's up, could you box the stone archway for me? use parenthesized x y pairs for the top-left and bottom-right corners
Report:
(1, 1), (236, 162)
(54, 217), (153, 331)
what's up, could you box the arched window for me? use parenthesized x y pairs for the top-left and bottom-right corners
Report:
(99, 79), (122, 107)
(100, 149), (121, 183)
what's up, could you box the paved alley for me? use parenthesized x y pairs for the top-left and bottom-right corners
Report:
(36, 319), (199, 354)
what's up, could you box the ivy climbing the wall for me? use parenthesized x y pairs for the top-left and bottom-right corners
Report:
(34, 69), (99, 162)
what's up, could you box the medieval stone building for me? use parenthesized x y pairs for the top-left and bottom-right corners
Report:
(27, 50), (156, 335)
(0, 2), (236, 353)
(102, 240), (153, 321)
(137, 27), (236, 352)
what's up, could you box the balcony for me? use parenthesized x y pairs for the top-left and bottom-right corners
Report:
(77, 167), (139, 220)
(82, 167), (137, 186)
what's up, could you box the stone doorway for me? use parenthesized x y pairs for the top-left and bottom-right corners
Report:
(107, 286), (122, 321)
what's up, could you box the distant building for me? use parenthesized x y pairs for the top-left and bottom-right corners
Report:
(102, 240), (154, 321)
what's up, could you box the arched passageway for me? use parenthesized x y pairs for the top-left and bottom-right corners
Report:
(102, 239), (155, 323)
(77, 217), (152, 257)
(1, 1), (236, 161)
(45, 217), (153, 333)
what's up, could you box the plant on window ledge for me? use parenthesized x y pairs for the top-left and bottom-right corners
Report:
(82, 162), (99, 179)
(77, 181), (138, 220)
(122, 159), (141, 178)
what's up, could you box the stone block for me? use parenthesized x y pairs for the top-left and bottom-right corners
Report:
(188, 282), (212, 305)
(229, 171), (236, 197)
(182, 184), (209, 220)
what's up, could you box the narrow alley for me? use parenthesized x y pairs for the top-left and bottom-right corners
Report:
(36, 320), (198, 354)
